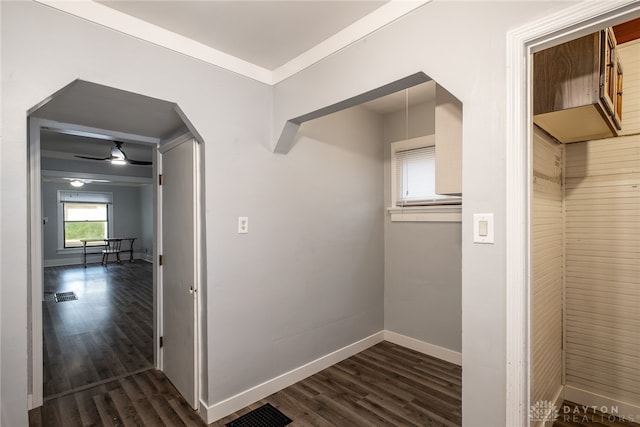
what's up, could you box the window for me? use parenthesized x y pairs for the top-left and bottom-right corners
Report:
(389, 135), (461, 222)
(58, 191), (114, 249)
(63, 203), (108, 247)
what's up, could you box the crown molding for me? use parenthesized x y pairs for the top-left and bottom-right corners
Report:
(34, 0), (430, 85)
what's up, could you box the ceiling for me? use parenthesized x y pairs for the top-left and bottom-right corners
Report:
(98, 0), (388, 71)
(36, 0), (428, 84)
(33, 80), (180, 182)
(33, 80), (186, 139)
(40, 130), (153, 164)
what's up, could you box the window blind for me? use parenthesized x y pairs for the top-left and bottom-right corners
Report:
(58, 190), (113, 204)
(395, 146), (459, 206)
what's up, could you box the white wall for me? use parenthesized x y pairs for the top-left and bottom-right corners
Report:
(0, 2), (384, 424)
(207, 104), (385, 402)
(383, 100), (462, 352)
(272, 2), (579, 425)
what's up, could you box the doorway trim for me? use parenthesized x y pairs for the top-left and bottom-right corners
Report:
(27, 118), (162, 409)
(505, 1), (640, 425)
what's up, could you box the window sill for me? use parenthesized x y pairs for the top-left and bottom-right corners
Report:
(387, 205), (461, 222)
(56, 247), (103, 254)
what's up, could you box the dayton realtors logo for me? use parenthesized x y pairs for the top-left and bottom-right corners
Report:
(529, 400), (559, 422)
(530, 401), (638, 424)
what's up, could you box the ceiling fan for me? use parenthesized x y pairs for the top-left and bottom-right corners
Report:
(74, 141), (152, 166)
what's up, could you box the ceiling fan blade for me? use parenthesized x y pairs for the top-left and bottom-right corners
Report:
(75, 155), (110, 161)
(127, 159), (153, 166)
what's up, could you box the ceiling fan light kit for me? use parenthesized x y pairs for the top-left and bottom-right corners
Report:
(74, 141), (152, 166)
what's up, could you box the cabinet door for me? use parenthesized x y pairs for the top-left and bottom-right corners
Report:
(614, 56), (623, 130)
(600, 28), (617, 118)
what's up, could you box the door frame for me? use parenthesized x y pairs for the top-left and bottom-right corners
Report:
(27, 118), (162, 408)
(504, 1), (640, 425)
(156, 133), (202, 409)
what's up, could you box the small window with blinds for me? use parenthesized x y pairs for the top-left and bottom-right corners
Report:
(57, 190), (114, 250)
(391, 136), (461, 207)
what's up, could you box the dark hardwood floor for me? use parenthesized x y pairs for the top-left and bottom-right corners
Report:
(215, 341), (462, 427)
(29, 368), (205, 427)
(32, 340), (462, 426)
(42, 262), (154, 399)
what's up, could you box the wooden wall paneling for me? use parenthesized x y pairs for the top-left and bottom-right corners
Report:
(618, 40), (640, 135)
(564, 135), (640, 407)
(531, 127), (565, 407)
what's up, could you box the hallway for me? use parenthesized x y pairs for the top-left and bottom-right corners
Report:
(42, 262), (153, 399)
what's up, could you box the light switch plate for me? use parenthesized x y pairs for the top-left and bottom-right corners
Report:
(473, 213), (494, 244)
(238, 216), (248, 234)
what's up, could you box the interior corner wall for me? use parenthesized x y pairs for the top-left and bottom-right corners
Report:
(272, 1), (580, 424)
(382, 100), (462, 352)
(207, 104), (385, 403)
(41, 181), (145, 266)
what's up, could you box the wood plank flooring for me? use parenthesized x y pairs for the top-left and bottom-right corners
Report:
(214, 341), (462, 427)
(29, 368), (205, 427)
(42, 262), (154, 399)
(31, 341), (462, 426)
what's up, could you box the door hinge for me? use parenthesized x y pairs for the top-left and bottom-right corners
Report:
(159, 174), (163, 186)
(159, 336), (164, 348)
(159, 254), (163, 266)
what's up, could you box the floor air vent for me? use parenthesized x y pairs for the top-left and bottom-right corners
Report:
(226, 403), (292, 427)
(54, 291), (77, 302)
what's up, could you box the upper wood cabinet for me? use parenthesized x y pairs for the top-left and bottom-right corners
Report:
(435, 84), (462, 196)
(533, 28), (623, 143)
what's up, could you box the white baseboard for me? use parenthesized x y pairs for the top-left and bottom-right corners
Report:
(139, 253), (154, 263)
(383, 330), (462, 366)
(199, 331), (385, 424)
(563, 385), (640, 422)
(199, 330), (465, 424)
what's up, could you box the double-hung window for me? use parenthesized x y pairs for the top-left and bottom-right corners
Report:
(389, 135), (461, 221)
(58, 190), (114, 249)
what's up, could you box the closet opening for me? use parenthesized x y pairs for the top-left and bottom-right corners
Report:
(530, 17), (640, 426)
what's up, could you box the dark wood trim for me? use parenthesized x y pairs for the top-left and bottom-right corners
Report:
(613, 18), (640, 45)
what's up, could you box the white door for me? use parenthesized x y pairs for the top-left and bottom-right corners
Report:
(160, 137), (199, 408)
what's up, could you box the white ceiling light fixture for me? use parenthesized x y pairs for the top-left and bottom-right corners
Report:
(62, 177), (111, 187)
